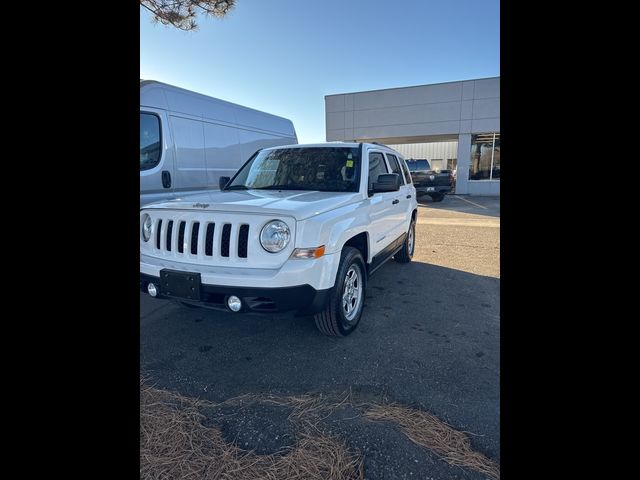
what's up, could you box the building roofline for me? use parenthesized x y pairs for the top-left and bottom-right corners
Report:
(325, 75), (500, 98)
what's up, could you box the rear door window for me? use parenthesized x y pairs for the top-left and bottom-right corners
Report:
(398, 157), (412, 184)
(385, 154), (405, 184)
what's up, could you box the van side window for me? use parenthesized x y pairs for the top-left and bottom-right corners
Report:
(385, 154), (405, 184)
(140, 113), (161, 171)
(368, 152), (389, 190)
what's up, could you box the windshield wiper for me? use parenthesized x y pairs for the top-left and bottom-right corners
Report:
(224, 185), (250, 190)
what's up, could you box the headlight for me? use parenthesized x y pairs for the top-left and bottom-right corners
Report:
(260, 220), (291, 253)
(141, 214), (152, 242)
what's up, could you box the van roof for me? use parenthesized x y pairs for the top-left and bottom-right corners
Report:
(140, 80), (296, 138)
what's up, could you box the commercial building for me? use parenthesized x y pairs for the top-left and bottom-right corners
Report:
(325, 77), (500, 195)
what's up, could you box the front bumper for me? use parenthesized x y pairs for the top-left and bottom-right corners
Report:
(141, 273), (330, 314)
(140, 251), (341, 291)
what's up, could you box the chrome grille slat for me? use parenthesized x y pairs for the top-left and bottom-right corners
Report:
(196, 221), (207, 260)
(229, 223), (239, 258)
(158, 219), (167, 253)
(171, 220), (179, 256)
(211, 222), (221, 260)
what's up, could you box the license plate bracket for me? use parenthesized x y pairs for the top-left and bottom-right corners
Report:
(160, 269), (201, 301)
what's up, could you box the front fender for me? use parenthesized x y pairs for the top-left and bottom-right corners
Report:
(295, 202), (370, 256)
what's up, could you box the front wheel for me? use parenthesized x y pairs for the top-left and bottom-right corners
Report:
(314, 247), (366, 337)
(394, 219), (416, 263)
(429, 193), (445, 202)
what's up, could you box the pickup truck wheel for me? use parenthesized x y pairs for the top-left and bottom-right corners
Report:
(314, 247), (366, 337)
(429, 193), (444, 202)
(394, 219), (415, 263)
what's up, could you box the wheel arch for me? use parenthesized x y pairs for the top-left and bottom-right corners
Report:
(341, 231), (370, 264)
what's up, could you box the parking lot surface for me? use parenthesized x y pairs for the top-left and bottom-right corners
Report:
(140, 194), (500, 479)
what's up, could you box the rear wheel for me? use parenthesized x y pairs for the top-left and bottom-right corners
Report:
(394, 219), (415, 263)
(429, 193), (444, 202)
(314, 247), (366, 337)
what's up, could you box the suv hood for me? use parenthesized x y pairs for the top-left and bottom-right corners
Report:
(142, 190), (362, 221)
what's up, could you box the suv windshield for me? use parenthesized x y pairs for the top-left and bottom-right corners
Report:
(226, 147), (361, 192)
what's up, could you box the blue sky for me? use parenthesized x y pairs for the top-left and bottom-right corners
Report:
(140, 0), (499, 143)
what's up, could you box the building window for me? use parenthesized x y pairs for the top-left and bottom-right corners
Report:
(469, 133), (500, 181)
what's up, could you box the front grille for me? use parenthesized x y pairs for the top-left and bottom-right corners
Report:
(151, 216), (253, 262)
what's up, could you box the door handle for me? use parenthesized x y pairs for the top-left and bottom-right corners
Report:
(392, 199), (399, 205)
(406, 194), (412, 199)
(162, 170), (171, 189)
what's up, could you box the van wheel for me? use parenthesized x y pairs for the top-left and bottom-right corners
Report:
(429, 193), (444, 202)
(394, 219), (416, 263)
(314, 247), (366, 337)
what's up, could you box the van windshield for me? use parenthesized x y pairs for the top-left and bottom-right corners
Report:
(226, 147), (361, 192)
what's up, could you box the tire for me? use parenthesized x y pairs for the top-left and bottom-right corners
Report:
(314, 247), (367, 337)
(429, 193), (444, 202)
(394, 219), (416, 264)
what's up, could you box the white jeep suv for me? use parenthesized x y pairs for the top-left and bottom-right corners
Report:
(140, 142), (418, 336)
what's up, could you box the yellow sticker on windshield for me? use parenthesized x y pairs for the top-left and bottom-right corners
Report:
(346, 160), (354, 167)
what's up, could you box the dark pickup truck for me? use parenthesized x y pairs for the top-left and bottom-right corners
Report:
(405, 159), (454, 202)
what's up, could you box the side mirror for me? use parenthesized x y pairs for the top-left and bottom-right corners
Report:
(372, 173), (401, 193)
(219, 176), (231, 190)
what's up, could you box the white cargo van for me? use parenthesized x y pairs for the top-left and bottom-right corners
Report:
(140, 80), (298, 206)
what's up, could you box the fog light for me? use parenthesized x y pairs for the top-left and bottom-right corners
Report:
(227, 295), (242, 312)
(147, 283), (158, 297)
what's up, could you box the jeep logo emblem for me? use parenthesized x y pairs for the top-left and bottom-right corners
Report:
(193, 203), (210, 208)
